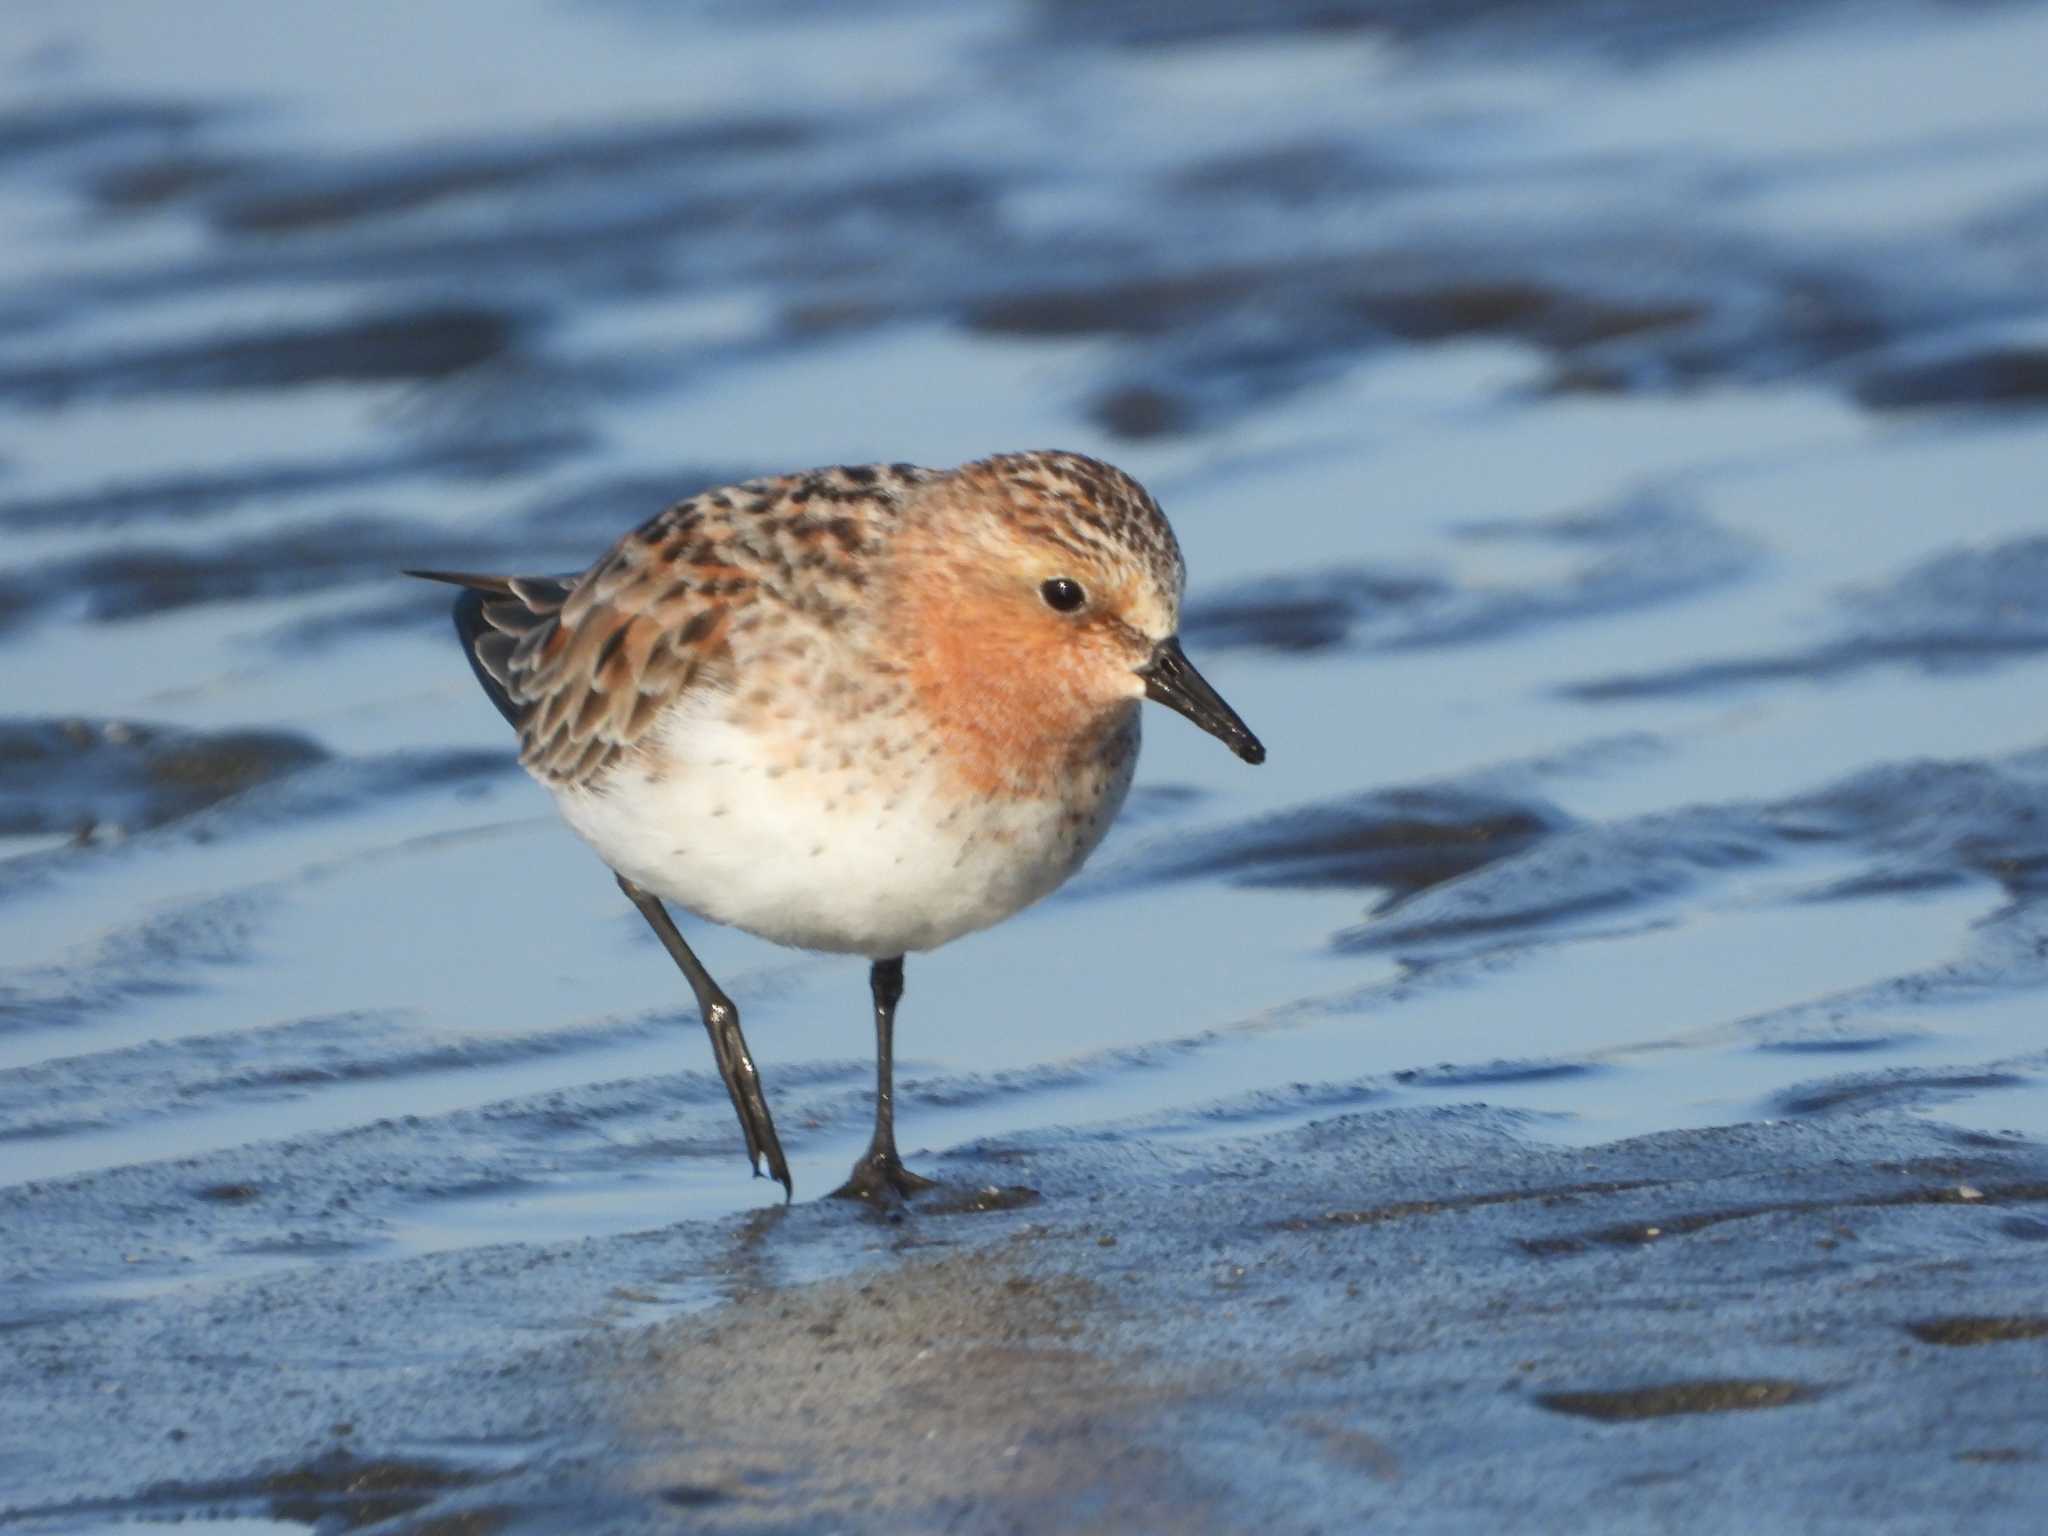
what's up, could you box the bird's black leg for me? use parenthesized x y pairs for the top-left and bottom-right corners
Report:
(615, 873), (791, 1199)
(831, 956), (937, 1203)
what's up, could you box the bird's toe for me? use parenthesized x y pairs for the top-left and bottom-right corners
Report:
(829, 1149), (936, 1206)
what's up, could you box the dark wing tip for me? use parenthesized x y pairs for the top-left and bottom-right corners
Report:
(406, 569), (543, 730)
(403, 568), (513, 592)
(452, 589), (525, 729)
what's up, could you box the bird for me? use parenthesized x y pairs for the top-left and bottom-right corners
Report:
(408, 450), (1263, 1203)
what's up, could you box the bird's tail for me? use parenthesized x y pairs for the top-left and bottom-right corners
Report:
(404, 568), (575, 730)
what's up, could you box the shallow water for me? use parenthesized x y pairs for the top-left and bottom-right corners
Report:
(4, 0), (2048, 1527)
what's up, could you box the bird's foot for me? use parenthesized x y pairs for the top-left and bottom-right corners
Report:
(751, 1149), (794, 1203)
(829, 1144), (937, 1206)
(720, 1078), (790, 1200)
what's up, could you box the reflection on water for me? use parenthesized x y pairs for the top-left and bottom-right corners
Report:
(4, 1), (2048, 1513)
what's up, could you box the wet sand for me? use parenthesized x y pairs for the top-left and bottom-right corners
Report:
(7, 1112), (2047, 1531)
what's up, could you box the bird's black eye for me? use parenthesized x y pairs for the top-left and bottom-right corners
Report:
(1040, 577), (1086, 613)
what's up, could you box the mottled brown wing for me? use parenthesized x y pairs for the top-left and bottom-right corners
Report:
(410, 535), (744, 786)
(411, 461), (932, 784)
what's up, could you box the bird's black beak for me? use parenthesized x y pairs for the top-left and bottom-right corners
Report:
(1138, 637), (1265, 765)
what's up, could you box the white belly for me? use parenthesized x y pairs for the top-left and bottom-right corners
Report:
(551, 707), (1137, 957)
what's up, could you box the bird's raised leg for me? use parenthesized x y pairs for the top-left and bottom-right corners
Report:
(831, 956), (937, 1203)
(615, 873), (791, 1199)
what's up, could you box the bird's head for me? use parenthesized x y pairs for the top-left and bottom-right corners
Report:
(887, 451), (1264, 792)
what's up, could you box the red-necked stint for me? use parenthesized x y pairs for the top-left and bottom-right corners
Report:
(411, 451), (1263, 1202)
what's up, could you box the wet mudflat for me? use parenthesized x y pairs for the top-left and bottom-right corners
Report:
(4, 0), (2048, 1530)
(8, 1116), (2048, 1532)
